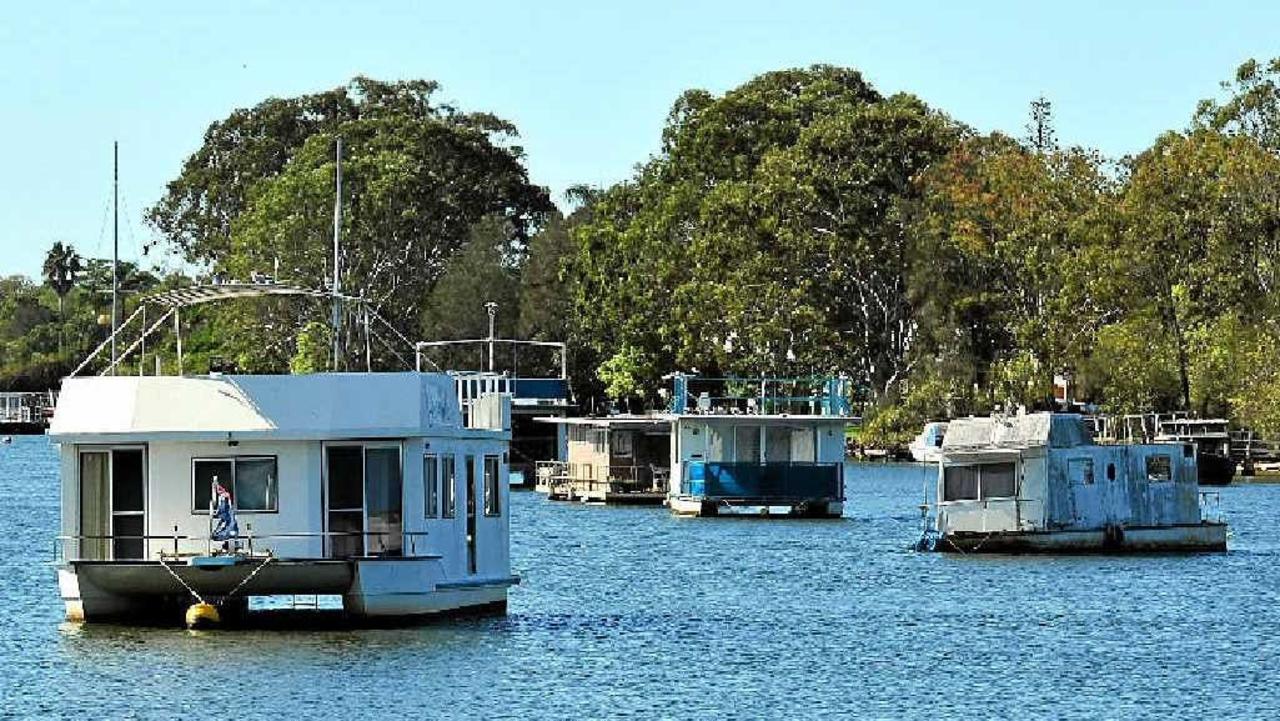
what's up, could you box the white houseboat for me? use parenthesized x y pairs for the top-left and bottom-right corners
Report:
(927, 412), (1228, 553)
(51, 284), (517, 625)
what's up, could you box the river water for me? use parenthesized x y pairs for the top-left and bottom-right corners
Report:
(1, 435), (1278, 719)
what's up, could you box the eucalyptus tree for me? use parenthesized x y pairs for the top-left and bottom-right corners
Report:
(571, 65), (960, 402)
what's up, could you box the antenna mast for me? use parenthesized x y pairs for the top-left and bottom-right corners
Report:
(111, 141), (119, 375)
(331, 137), (342, 370)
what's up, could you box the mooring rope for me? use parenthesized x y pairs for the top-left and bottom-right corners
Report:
(221, 553), (274, 602)
(157, 555), (206, 605)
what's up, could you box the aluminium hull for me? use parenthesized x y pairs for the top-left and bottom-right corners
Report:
(58, 557), (517, 625)
(937, 523), (1228, 554)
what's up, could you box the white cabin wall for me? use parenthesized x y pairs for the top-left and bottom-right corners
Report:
(145, 440), (321, 558)
(419, 438), (511, 581)
(58, 444), (78, 557)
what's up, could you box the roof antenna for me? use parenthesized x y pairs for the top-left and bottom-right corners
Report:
(330, 137), (342, 371)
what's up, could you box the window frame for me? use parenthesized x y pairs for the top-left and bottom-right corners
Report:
(191, 455), (279, 514)
(483, 455), (502, 516)
(1146, 454), (1173, 482)
(423, 454), (439, 518)
(942, 461), (1019, 502)
(441, 454), (457, 518)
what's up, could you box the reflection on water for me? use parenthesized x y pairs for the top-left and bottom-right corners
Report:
(3, 437), (1279, 719)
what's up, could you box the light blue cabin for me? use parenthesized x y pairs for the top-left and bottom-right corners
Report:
(665, 374), (853, 518)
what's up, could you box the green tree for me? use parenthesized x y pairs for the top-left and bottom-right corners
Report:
(41, 242), (83, 354)
(419, 216), (522, 370)
(153, 78), (552, 371)
(571, 66), (959, 402)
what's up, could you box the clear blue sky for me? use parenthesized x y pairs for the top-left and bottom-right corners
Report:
(2, 1), (1277, 279)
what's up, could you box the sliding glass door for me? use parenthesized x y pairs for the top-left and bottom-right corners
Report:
(325, 444), (402, 558)
(78, 447), (145, 560)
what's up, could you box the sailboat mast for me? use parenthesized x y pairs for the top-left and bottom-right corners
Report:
(111, 141), (119, 375)
(331, 137), (342, 370)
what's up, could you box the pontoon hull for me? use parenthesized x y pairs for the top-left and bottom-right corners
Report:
(668, 496), (843, 518)
(937, 523), (1228, 554)
(58, 558), (518, 625)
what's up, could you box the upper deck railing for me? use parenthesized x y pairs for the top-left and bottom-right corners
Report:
(68, 281), (417, 378)
(667, 373), (853, 417)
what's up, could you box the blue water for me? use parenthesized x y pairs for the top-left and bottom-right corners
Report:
(2, 435), (1278, 719)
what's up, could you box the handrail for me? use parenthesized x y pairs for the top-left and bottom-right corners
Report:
(55, 529), (435, 563)
(67, 305), (146, 377)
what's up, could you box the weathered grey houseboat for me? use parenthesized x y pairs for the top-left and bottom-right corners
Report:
(927, 413), (1228, 552)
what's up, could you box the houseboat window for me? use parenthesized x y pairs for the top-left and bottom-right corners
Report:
(236, 458), (277, 512)
(192, 457), (278, 513)
(1183, 444), (1194, 458)
(943, 462), (1016, 500)
(611, 431), (633, 457)
(980, 462), (1017, 498)
(424, 455), (439, 518)
(943, 466), (979, 501)
(766, 426), (792, 463)
(441, 455), (456, 518)
(734, 425), (761, 463)
(1107, 463), (1116, 481)
(792, 428), (817, 463)
(484, 455), (502, 516)
(1146, 455), (1172, 482)
(1068, 458), (1094, 485)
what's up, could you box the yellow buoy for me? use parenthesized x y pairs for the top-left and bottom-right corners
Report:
(185, 602), (221, 629)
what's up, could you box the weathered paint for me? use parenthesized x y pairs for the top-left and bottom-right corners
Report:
(935, 413), (1227, 552)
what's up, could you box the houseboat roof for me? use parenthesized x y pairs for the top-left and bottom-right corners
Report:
(942, 413), (1093, 452)
(48, 372), (495, 443)
(538, 413), (852, 428)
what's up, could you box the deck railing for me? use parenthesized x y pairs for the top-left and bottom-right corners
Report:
(680, 461), (843, 500)
(55, 529), (435, 563)
(535, 460), (668, 494)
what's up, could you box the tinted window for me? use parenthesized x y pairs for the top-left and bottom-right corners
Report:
(1146, 455), (1172, 482)
(484, 455), (502, 516)
(980, 462), (1017, 498)
(943, 466), (979, 501)
(111, 449), (145, 513)
(235, 458), (277, 512)
(424, 455), (439, 518)
(193, 459), (233, 511)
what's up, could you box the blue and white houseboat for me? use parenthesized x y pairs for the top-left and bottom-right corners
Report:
(52, 284), (518, 625)
(541, 374), (853, 517)
(926, 412), (1228, 552)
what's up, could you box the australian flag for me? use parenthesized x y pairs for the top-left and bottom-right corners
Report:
(210, 477), (239, 542)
